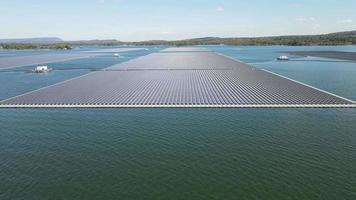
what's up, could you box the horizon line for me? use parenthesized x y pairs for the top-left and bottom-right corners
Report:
(1, 29), (355, 42)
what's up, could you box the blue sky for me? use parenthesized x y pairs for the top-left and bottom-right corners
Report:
(0, 0), (355, 41)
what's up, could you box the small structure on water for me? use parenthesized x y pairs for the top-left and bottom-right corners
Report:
(34, 65), (52, 73)
(277, 55), (289, 61)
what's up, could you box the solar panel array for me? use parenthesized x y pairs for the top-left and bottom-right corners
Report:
(106, 52), (245, 70)
(160, 47), (211, 52)
(1, 47), (355, 108)
(84, 48), (146, 53)
(0, 54), (97, 70)
(0, 48), (146, 70)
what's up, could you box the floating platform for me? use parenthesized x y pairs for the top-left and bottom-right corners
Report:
(0, 48), (145, 70)
(285, 51), (356, 62)
(84, 48), (146, 53)
(0, 54), (97, 70)
(160, 47), (211, 52)
(1, 48), (355, 108)
(106, 52), (243, 70)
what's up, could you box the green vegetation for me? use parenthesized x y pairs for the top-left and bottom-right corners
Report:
(1, 30), (355, 48)
(0, 43), (72, 50)
(68, 31), (356, 46)
(130, 31), (356, 46)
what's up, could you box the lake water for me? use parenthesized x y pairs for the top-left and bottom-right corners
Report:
(1, 46), (356, 200)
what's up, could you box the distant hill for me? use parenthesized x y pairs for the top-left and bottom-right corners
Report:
(0, 37), (63, 44)
(67, 39), (123, 45)
(325, 30), (356, 37)
(128, 30), (356, 46)
(1, 30), (356, 48)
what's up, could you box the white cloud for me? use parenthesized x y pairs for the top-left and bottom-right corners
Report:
(97, 0), (121, 4)
(295, 17), (307, 22)
(312, 23), (321, 30)
(294, 17), (321, 30)
(295, 17), (316, 22)
(289, 3), (303, 8)
(31, 4), (41, 8)
(336, 19), (353, 25)
(216, 6), (224, 12)
(156, 31), (175, 35)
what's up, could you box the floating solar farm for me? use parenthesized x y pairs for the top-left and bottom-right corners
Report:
(0, 53), (98, 70)
(84, 48), (146, 53)
(0, 48), (146, 70)
(160, 47), (211, 52)
(1, 47), (355, 108)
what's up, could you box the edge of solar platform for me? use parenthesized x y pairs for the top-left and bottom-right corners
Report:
(160, 51), (212, 53)
(0, 54), (99, 70)
(1, 49), (355, 109)
(214, 52), (356, 104)
(0, 72), (95, 105)
(261, 69), (356, 104)
(160, 47), (211, 52)
(0, 104), (355, 108)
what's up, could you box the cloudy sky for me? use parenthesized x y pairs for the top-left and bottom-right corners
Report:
(0, 0), (355, 41)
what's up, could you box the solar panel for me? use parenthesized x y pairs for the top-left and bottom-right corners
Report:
(84, 48), (146, 53)
(1, 48), (355, 108)
(106, 52), (248, 70)
(161, 47), (211, 52)
(0, 54), (98, 70)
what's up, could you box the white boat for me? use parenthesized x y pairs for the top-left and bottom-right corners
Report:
(113, 53), (120, 57)
(34, 65), (52, 73)
(277, 55), (289, 61)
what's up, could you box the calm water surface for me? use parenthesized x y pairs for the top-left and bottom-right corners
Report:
(0, 47), (158, 100)
(1, 46), (356, 200)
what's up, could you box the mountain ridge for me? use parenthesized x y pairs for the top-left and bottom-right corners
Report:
(0, 37), (63, 44)
(1, 30), (355, 46)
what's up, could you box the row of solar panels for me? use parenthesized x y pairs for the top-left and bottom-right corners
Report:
(105, 52), (249, 71)
(160, 47), (211, 52)
(0, 47), (354, 107)
(1, 69), (354, 106)
(0, 48), (146, 70)
(0, 53), (98, 70)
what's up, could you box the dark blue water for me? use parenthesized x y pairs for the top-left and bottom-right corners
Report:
(0, 47), (159, 100)
(1, 46), (356, 200)
(210, 45), (356, 100)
